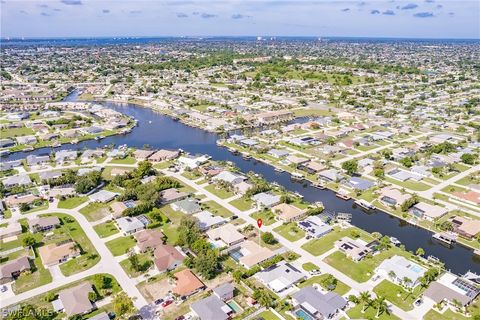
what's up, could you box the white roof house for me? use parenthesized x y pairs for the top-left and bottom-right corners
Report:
(252, 192), (281, 209)
(376, 255), (426, 287)
(255, 261), (306, 293)
(88, 190), (118, 202)
(212, 171), (245, 185)
(193, 211), (227, 231)
(206, 224), (245, 247)
(177, 154), (210, 169)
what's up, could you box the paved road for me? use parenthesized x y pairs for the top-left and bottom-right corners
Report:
(0, 201), (156, 319)
(167, 170), (423, 320)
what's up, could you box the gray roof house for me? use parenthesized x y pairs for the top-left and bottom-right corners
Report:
(193, 211), (227, 231)
(213, 282), (235, 302)
(116, 216), (149, 235)
(190, 295), (232, 320)
(171, 198), (201, 214)
(3, 174), (32, 188)
(252, 192), (281, 209)
(255, 261), (306, 293)
(318, 169), (343, 182)
(55, 150), (77, 163)
(56, 282), (95, 317)
(268, 149), (290, 158)
(39, 171), (62, 181)
(26, 154), (50, 166)
(292, 286), (347, 320)
(345, 177), (375, 191)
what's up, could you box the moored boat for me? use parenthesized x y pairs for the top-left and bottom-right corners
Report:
(432, 232), (457, 246)
(355, 199), (376, 210)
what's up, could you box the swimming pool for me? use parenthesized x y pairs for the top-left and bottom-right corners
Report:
(410, 265), (423, 273)
(295, 309), (314, 320)
(229, 248), (244, 262)
(227, 301), (242, 313)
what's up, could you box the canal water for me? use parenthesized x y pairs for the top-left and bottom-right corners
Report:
(4, 92), (478, 275)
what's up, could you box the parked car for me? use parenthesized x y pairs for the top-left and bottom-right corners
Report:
(415, 298), (423, 306)
(0, 285), (7, 292)
(154, 298), (164, 305)
(162, 300), (173, 308)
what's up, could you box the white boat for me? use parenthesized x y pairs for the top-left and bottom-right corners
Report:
(294, 191), (303, 199)
(312, 182), (325, 189)
(291, 172), (304, 180)
(355, 199), (376, 210)
(390, 237), (401, 246)
(432, 232), (457, 246)
(274, 167), (284, 173)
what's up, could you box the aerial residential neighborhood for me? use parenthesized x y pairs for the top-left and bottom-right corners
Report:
(1, 1), (480, 320)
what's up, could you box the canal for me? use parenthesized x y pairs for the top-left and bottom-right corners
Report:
(4, 92), (478, 275)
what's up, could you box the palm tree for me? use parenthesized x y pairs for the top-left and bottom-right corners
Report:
(359, 291), (371, 313)
(416, 247), (425, 257)
(388, 270), (396, 280)
(402, 277), (412, 289)
(374, 296), (388, 318)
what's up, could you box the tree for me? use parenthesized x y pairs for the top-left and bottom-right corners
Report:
(416, 247), (425, 257)
(195, 249), (220, 279)
(88, 291), (98, 302)
(261, 232), (276, 245)
(44, 292), (57, 302)
(359, 291), (372, 313)
(373, 296), (388, 318)
(400, 157), (414, 168)
(378, 236), (391, 250)
(176, 216), (201, 247)
(75, 171), (102, 194)
(128, 252), (140, 272)
(388, 270), (396, 280)
(342, 160), (358, 175)
(461, 153), (475, 165)
(19, 203), (30, 212)
(134, 161), (154, 179)
(22, 235), (36, 248)
(373, 168), (384, 178)
(253, 288), (275, 307)
(320, 274), (337, 291)
(402, 277), (412, 288)
(112, 292), (136, 318)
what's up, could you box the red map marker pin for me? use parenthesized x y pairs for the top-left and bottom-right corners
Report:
(257, 218), (263, 228)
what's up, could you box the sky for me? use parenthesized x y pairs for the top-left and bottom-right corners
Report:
(1, 0), (479, 39)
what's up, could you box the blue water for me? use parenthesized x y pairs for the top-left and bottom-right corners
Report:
(295, 309), (314, 320)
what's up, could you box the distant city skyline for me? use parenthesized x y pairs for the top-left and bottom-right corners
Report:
(1, 0), (479, 39)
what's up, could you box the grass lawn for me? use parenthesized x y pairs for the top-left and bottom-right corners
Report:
(302, 262), (319, 272)
(229, 197), (253, 211)
(385, 177), (431, 192)
(323, 246), (414, 283)
(93, 221), (119, 238)
(105, 235), (136, 256)
(159, 205), (184, 244)
(297, 274), (350, 295)
(423, 309), (470, 320)
(301, 227), (372, 256)
(250, 210), (276, 226)
(373, 279), (422, 311)
(57, 196), (88, 209)
(257, 310), (281, 320)
(0, 127), (34, 138)
(273, 222), (305, 242)
(204, 184), (234, 199)
(347, 303), (400, 320)
(109, 156), (136, 165)
(202, 200), (233, 218)
(181, 170), (202, 180)
(119, 253), (153, 278)
(79, 201), (111, 222)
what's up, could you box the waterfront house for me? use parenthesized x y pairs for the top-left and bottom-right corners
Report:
(272, 203), (306, 222)
(334, 237), (371, 262)
(133, 149), (155, 161)
(26, 154), (51, 166)
(252, 192), (281, 209)
(268, 149), (289, 159)
(318, 169), (343, 183)
(378, 187), (412, 208)
(376, 255), (426, 288)
(424, 272), (480, 307)
(409, 202), (448, 221)
(291, 286), (347, 320)
(212, 171), (246, 186)
(450, 216), (480, 239)
(177, 154), (210, 169)
(344, 177), (375, 191)
(298, 215), (332, 238)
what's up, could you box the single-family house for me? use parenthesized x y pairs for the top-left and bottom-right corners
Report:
(28, 216), (60, 233)
(190, 295), (232, 320)
(39, 241), (80, 267)
(171, 198), (201, 214)
(255, 261), (306, 293)
(0, 256), (31, 284)
(376, 255), (426, 288)
(134, 229), (164, 252)
(206, 224), (245, 247)
(193, 211), (227, 231)
(154, 244), (185, 272)
(272, 203), (306, 222)
(172, 269), (206, 298)
(252, 192), (281, 209)
(291, 286), (347, 320)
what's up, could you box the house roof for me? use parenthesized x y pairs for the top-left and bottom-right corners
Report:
(411, 202), (448, 219)
(255, 261), (305, 292)
(272, 203), (305, 221)
(159, 188), (189, 204)
(238, 240), (276, 269)
(190, 295), (230, 320)
(293, 286), (347, 318)
(58, 282), (94, 317)
(116, 216), (145, 233)
(154, 244), (185, 272)
(173, 269), (205, 296)
(28, 216), (60, 230)
(252, 192), (281, 207)
(134, 229), (164, 251)
(193, 211), (227, 231)
(377, 255), (426, 284)
(39, 242), (78, 266)
(172, 198), (201, 213)
(88, 190), (118, 202)
(213, 282), (235, 298)
(379, 187), (412, 205)
(206, 224), (244, 245)
(0, 256), (30, 279)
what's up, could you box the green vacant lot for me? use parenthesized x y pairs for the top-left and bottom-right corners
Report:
(105, 236), (136, 256)
(373, 279), (423, 311)
(93, 220), (119, 238)
(297, 274), (350, 296)
(57, 196), (88, 209)
(301, 227), (372, 256)
(273, 222), (305, 242)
